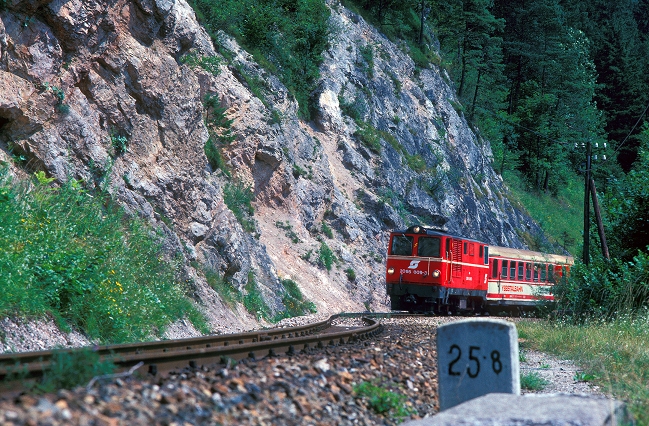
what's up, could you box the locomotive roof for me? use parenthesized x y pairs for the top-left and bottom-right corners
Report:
(489, 245), (574, 265)
(391, 225), (485, 244)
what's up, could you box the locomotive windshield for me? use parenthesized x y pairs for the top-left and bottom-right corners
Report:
(417, 237), (441, 257)
(390, 235), (413, 256)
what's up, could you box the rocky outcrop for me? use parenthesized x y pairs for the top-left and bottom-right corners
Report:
(0, 0), (546, 335)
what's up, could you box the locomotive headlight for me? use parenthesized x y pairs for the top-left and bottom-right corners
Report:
(432, 269), (441, 278)
(387, 267), (395, 275)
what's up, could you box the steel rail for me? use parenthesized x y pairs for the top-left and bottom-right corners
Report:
(0, 314), (384, 393)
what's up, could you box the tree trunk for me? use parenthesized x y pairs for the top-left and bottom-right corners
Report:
(470, 68), (482, 120)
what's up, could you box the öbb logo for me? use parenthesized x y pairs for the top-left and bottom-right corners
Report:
(408, 260), (420, 269)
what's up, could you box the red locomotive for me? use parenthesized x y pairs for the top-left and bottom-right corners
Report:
(385, 225), (574, 314)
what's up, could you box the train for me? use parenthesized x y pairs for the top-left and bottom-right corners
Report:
(385, 225), (574, 314)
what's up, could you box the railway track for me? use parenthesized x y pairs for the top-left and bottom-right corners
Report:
(0, 313), (384, 395)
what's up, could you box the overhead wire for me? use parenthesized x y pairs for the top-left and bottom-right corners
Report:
(612, 99), (649, 154)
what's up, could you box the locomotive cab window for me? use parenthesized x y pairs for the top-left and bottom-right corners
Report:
(483, 246), (489, 265)
(417, 237), (441, 257)
(390, 235), (413, 256)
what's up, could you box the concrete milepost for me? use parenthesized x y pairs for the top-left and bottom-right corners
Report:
(437, 318), (520, 411)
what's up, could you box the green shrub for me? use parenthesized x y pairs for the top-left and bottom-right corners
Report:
(274, 279), (317, 320)
(292, 164), (308, 179)
(202, 94), (234, 175)
(358, 44), (374, 78)
(404, 153), (426, 172)
(111, 133), (128, 155)
(339, 95), (367, 121)
(37, 349), (116, 393)
(204, 137), (230, 176)
(0, 169), (208, 343)
(204, 266), (240, 307)
(275, 221), (301, 243)
(243, 272), (271, 320)
(354, 121), (382, 153)
(354, 381), (415, 420)
(555, 253), (649, 319)
(223, 182), (256, 232)
(321, 222), (333, 238)
(345, 267), (356, 281)
(317, 241), (335, 271)
(181, 52), (222, 75)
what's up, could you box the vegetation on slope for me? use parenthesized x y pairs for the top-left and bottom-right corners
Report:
(0, 168), (208, 344)
(188, 0), (330, 119)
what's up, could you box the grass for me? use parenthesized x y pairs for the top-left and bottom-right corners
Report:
(202, 265), (239, 308)
(0, 169), (208, 344)
(520, 371), (549, 391)
(502, 169), (582, 254)
(38, 349), (116, 393)
(518, 317), (649, 425)
(354, 381), (415, 421)
(275, 279), (317, 320)
(223, 182), (256, 232)
(243, 272), (271, 321)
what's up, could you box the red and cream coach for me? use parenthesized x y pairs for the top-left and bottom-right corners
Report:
(385, 225), (573, 314)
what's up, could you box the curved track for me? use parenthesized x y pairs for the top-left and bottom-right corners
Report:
(0, 314), (384, 395)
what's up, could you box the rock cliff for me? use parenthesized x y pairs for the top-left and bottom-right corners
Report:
(0, 0), (544, 336)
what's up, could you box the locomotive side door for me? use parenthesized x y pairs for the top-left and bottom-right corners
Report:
(451, 239), (463, 281)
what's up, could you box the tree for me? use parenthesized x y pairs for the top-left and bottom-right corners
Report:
(562, 0), (649, 170)
(604, 123), (649, 260)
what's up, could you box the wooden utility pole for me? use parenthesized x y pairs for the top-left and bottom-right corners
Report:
(583, 141), (591, 265)
(590, 178), (610, 260)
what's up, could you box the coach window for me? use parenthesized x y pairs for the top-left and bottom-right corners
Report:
(510, 261), (516, 279)
(525, 263), (532, 281)
(418, 237), (441, 257)
(540, 264), (547, 282)
(548, 265), (555, 283)
(390, 235), (413, 256)
(518, 263), (524, 280)
(501, 260), (508, 278)
(492, 259), (499, 278)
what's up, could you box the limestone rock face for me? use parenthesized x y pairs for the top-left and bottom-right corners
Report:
(0, 0), (548, 334)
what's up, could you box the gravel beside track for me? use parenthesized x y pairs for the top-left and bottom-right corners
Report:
(0, 316), (601, 425)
